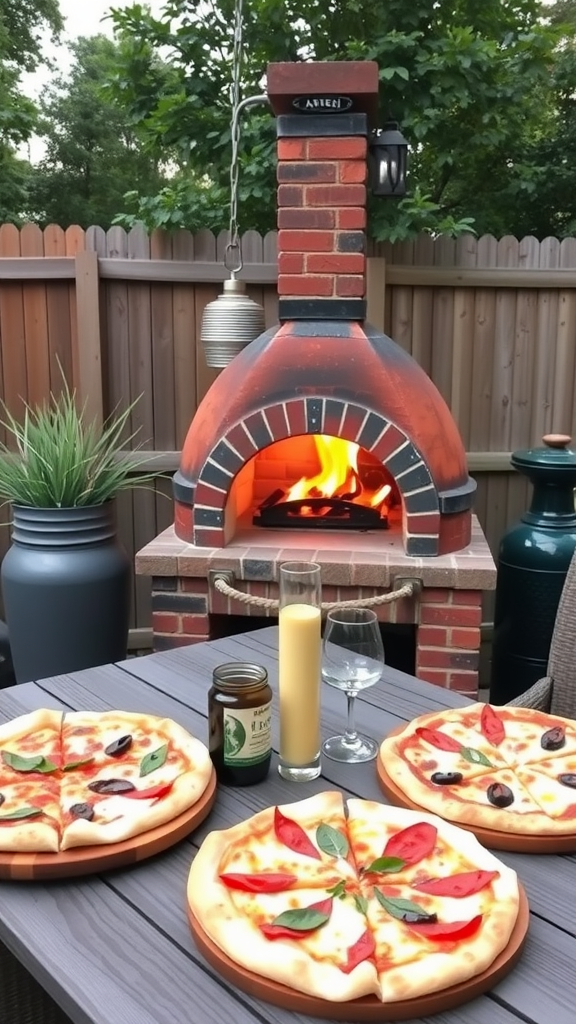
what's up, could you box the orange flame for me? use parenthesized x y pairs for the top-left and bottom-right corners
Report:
(286, 435), (391, 513)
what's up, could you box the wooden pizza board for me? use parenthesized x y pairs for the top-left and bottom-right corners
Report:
(187, 886), (529, 1021)
(377, 727), (576, 853)
(0, 768), (217, 881)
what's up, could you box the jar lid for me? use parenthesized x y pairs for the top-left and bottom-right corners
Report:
(512, 434), (576, 472)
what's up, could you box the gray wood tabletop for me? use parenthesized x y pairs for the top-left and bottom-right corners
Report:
(0, 626), (575, 1024)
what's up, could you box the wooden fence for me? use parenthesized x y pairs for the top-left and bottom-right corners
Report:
(2, 223), (576, 637)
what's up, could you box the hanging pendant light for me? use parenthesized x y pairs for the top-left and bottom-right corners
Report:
(201, 0), (266, 368)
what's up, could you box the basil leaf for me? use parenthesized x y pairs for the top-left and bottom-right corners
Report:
(316, 823), (349, 859)
(354, 894), (369, 915)
(363, 856), (405, 874)
(1, 751), (57, 774)
(0, 806), (43, 821)
(63, 758), (95, 772)
(326, 879), (347, 898)
(271, 907), (331, 931)
(139, 744), (168, 777)
(460, 747), (494, 768)
(374, 890), (429, 919)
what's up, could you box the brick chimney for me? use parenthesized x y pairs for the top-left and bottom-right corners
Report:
(266, 61), (379, 322)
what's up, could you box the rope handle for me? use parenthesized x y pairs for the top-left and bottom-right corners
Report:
(213, 576), (418, 612)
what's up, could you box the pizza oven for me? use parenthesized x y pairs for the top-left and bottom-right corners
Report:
(173, 61), (475, 558)
(136, 60), (496, 696)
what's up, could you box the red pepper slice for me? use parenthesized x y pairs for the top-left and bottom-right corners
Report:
(383, 822), (437, 865)
(414, 870), (499, 898)
(408, 914), (483, 941)
(273, 806), (321, 860)
(480, 705), (505, 746)
(259, 897), (332, 940)
(220, 872), (297, 893)
(122, 781), (174, 800)
(415, 727), (462, 752)
(339, 929), (376, 974)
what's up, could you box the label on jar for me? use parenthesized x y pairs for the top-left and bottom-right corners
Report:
(223, 702), (272, 766)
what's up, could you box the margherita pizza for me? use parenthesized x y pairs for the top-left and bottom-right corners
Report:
(379, 703), (576, 834)
(0, 708), (212, 853)
(187, 792), (520, 1004)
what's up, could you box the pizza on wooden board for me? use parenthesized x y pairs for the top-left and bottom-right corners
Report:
(379, 702), (576, 834)
(187, 792), (520, 1004)
(0, 709), (212, 853)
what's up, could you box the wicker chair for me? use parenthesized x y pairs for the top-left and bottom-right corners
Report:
(0, 941), (73, 1024)
(506, 546), (576, 718)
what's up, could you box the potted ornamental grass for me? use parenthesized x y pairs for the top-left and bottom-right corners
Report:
(0, 382), (154, 684)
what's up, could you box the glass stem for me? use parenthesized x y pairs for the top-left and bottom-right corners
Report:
(344, 693), (359, 746)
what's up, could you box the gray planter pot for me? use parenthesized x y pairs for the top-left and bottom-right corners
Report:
(1, 503), (131, 684)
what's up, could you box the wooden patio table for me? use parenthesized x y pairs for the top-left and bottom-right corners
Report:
(0, 625), (575, 1024)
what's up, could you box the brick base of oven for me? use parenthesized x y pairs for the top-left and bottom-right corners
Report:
(150, 575), (482, 695)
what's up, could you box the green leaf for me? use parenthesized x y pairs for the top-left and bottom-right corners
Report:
(316, 823), (349, 859)
(363, 856), (405, 874)
(354, 894), (369, 915)
(63, 757), (95, 771)
(326, 879), (347, 899)
(374, 890), (429, 920)
(140, 743), (168, 777)
(271, 906), (331, 931)
(460, 747), (494, 768)
(0, 806), (43, 821)
(1, 751), (57, 774)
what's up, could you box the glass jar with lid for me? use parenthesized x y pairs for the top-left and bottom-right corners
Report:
(208, 662), (272, 785)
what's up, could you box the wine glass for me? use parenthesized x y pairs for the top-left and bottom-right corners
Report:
(321, 608), (385, 763)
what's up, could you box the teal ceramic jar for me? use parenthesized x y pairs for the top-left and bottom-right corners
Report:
(490, 435), (576, 703)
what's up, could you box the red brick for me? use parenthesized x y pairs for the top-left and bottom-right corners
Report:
(417, 625), (449, 646)
(278, 208), (335, 230)
(405, 512), (441, 535)
(174, 501), (193, 542)
(277, 184), (303, 207)
(417, 648), (479, 671)
(306, 254), (365, 274)
(335, 275), (364, 297)
(181, 578), (208, 594)
(278, 252), (304, 274)
(337, 208), (366, 229)
(306, 184), (366, 207)
(278, 230), (335, 252)
(339, 160), (367, 184)
(277, 138), (307, 160)
(421, 606), (483, 627)
(194, 481), (226, 510)
(278, 162), (336, 184)
(194, 527), (225, 548)
(263, 403), (290, 441)
(451, 627), (481, 649)
(448, 671), (478, 694)
(340, 404), (368, 442)
(421, 588), (452, 604)
(285, 399), (307, 434)
(225, 423), (258, 461)
(152, 611), (181, 634)
(369, 423), (406, 463)
(418, 668), (450, 688)
(308, 138), (367, 160)
(278, 274), (334, 296)
(438, 510), (472, 554)
(182, 614), (211, 635)
(452, 590), (482, 607)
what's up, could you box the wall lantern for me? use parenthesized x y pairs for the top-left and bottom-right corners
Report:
(368, 120), (408, 198)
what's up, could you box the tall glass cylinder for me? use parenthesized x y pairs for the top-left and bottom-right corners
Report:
(278, 561), (322, 781)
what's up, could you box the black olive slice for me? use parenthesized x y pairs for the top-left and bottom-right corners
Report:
(104, 734), (133, 758)
(87, 778), (136, 795)
(487, 782), (514, 808)
(558, 773), (576, 789)
(430, 771), (463, 786)
(401, 911), (438, 924)
(541, 726), (566, 751)
(0, 793), (4, 807)
(70, 802), (95, 821)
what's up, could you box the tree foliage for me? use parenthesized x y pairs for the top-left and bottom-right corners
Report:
(29, 35), (168, 229)
(0, 0), (63, 221)
(106, 0), (571, 240)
